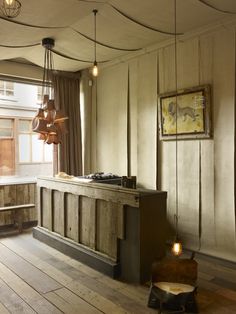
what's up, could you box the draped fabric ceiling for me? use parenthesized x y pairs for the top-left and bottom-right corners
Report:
(0, 0), (236, 72)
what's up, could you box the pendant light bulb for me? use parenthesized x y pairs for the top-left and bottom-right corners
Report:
(5, 0), (14, 5)
(92, 9), (98, 77)
(2, 0), (21, 18)
(92, 61), (98, 77)
(171, 240), (182, 257)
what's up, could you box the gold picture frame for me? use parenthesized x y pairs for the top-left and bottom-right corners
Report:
(158, 85), (211, 140)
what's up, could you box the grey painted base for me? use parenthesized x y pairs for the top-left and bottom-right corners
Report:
(33, 226), (120, 278)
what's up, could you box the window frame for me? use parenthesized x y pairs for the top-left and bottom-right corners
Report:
(0, 116), (53, 170)
(18, 118), (53, 164)
(0, 80), (14, 98)
(0, 117), (14, 139)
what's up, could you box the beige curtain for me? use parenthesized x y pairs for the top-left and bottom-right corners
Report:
(53, 72), (82, 176)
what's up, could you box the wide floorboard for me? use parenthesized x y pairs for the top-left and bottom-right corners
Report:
(0, 230), (235, 313)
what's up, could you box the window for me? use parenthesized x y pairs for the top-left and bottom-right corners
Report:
(0, 118), (14, 138)
(0, 80), (53, 178)
(18, 119), (53, 163)
(0, 81), (14, 97)
(37, 85), (43, 105)
(0, 118), (15, 176)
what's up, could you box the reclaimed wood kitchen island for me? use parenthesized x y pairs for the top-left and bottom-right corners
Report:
(33, 176), (167, 283)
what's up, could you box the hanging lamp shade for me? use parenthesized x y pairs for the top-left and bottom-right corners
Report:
(45, 125), (61, 144)
(47, 124), (57, 135)
(35, 108), (45, 119)
(1, 0), (21, 18)
(31, 38), (68, 145)
(38, 133), (47, 141)
(44, 99), (57, 124)
(32, 108), (46, 131)
(32, 118), (48, 134)
(43, 94), (49, 105)
(54, 110), (69, 123)
(45, 134), (57, 145)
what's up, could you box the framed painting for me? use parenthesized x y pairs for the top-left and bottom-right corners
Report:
(158, 85), (211, 140)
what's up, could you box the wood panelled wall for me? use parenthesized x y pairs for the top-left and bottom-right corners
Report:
(0, 183), (37, 226)
(83, 24), (236, 262)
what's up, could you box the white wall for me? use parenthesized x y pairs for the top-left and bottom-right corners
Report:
(14, 83), (38, 108)
(87, 24), (236, 262)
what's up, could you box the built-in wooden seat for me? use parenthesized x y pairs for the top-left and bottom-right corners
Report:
(0, 204), (35, 233)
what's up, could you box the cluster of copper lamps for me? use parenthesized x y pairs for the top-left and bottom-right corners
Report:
(32, 38), (68, 145)
(32, 94), (68, 144)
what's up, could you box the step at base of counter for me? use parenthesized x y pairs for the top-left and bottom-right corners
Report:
(33, 226), (120, 278)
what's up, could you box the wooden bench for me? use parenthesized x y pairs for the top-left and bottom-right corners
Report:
(0, 204), (35, 233)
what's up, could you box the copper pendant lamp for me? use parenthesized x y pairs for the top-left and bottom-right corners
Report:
(32, 38), (68, 145)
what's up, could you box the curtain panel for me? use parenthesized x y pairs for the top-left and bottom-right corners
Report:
(53, 73), (82, 176)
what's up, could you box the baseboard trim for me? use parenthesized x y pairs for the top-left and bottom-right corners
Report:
(183, 248), (236, 270)
(33, 226), (120, 278)
(0, 220), (37, 232)
(166, 241), (236, 269)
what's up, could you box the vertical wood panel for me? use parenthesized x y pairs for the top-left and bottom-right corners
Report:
(2, 185), (16, 225)
(65, 193), (79, 242)
(53, 191), (65, 236)
(97, 63), (128, 175)
(4, 185), (16, 206)
(42, 188), (52, 230)
(199, 34), (215, 249)
(128, 59), (138, 178)
(159, 45), (175, 93)
(176, 38), (200, 248)
(37, 186), (42, 226)
(212, 28), (235, 255)
(177, 39), (199, 89)
(137, 52), (157, 189)
(160, 38), (200, 249)
(0, 187), (4, 206)
(28, 184), (37, 221)
(96, 200), (118, 260)
(79, 196), (96, 249)
(178, 141), (199, 247)
(16, 184), (30, 221)
(117, 204), (125, 240)
(0, 186), (5, 226)
(159, 45), (177, 229)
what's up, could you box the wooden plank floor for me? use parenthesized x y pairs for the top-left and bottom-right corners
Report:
(0, 230), (235, 313)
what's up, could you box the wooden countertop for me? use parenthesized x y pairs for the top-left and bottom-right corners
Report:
(0, 177), (36, 186)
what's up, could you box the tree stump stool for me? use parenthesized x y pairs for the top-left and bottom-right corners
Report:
(148, 257), (198, 313)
